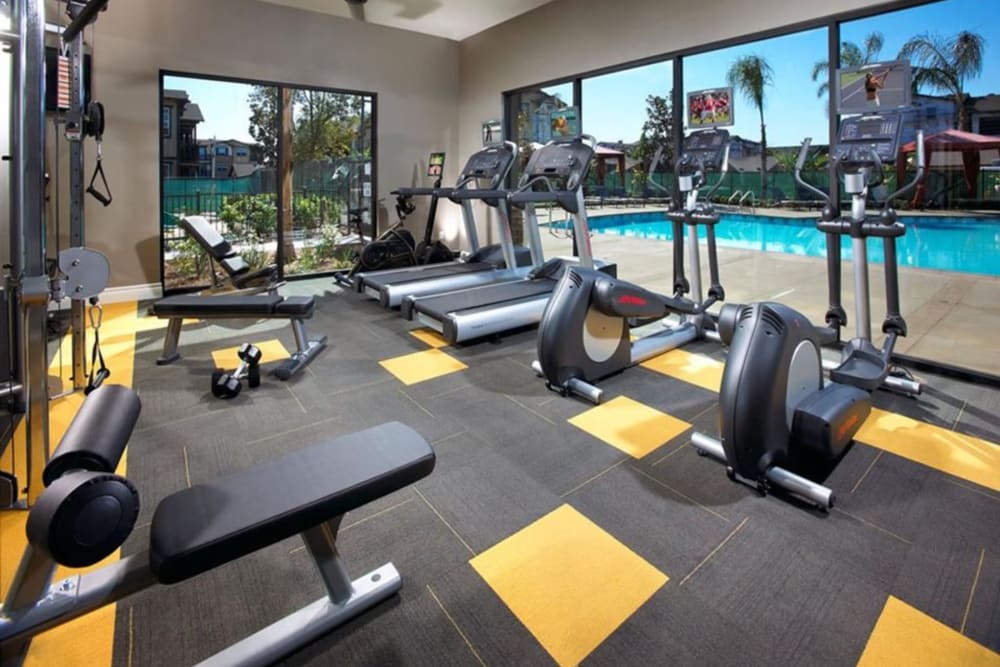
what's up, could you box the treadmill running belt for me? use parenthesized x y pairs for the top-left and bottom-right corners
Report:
(412, 278), (557, 321)
(360, 261), (493, 288)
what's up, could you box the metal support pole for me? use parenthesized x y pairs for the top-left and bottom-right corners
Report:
(14, 0), (50, 505)
(68, 28), (87, 390)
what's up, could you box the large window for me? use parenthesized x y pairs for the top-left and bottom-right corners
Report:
(582, 61), (673, 205)
(839, 0), (999, 377)
(682, 27), (829, 205)
(159, 73), (376, 292)
(504, 0), (1000, 378)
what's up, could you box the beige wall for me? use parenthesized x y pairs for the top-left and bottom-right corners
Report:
(64, 0), (912, 287)
(86, 0), (459, 288)
(456, 0), (902, 245)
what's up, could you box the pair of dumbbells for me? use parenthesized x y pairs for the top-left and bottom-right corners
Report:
(211, 343), (262, 399)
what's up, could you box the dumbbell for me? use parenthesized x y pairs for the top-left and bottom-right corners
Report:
(211, 343), (262, 399)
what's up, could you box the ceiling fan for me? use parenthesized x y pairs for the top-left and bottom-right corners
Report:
(344, 0), (367, 22)
(343, 0), (442, 23)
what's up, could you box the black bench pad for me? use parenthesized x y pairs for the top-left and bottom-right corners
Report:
(149, 422), (435, 584)
(275, 296), (314, 317)
(151, 294), (308, 317)
(181, 216), (232, 259)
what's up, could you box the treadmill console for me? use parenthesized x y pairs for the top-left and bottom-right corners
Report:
(679, 128), (730, 172)
(521, 139), (595, 183)
(459, 144), (515, 187)
(833, 112), (902, 166)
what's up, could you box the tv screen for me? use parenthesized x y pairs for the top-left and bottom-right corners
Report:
(686, 87), (734, 129)
(836, 60), (911, 115)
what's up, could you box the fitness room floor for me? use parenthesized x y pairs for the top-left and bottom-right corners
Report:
(2, 273), (999, 667)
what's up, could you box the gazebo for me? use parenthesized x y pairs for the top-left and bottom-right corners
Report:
(897, 129), (1000, 206)
(593, 145), (627, 189)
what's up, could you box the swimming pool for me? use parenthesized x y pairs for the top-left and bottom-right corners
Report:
(573, 211), (1000, 277)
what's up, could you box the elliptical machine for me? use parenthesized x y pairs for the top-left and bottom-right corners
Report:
(532, 129), (730, 403)
(690, 111), (925, 510)
(334, 153), (454, 285)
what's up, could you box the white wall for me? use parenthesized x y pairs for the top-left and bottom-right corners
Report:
(456, 0), (901, 244)
(85, 0), (460, 287)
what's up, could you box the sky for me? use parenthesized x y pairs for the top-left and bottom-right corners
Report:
(166, 0), (999, 149)
(164, 75), (257, 144)
(579, 0), (999, 146)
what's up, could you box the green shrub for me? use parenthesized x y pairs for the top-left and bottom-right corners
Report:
(220, 194), (277, 242)
(171, 235), (209, 280)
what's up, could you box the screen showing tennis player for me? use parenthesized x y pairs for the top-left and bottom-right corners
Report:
(687, 87), (734, 129)
(836, 60), (912, 114)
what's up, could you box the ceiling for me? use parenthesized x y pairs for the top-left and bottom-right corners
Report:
(256, 0), (556, 42)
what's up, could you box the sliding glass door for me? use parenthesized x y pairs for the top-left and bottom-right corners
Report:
(159, 73), (376, 292)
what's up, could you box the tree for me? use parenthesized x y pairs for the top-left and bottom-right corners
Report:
(633, 93), (674, 193)
(292, 91), (361, 162)
(898, 30), (986, 131)
(247, 86), (279, 165)
(811, 32), (885, 99)
(727, 55), (773, 196)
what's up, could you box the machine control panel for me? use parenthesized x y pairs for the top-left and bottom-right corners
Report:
(460, 144), (514, 182)
(834, 112), (902, 166)
(522, 140), (595, 181)
(680, 128), (730, 172)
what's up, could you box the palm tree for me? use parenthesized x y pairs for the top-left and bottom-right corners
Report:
(898, 30), (986, 131)
(727, 55), (773, 196)
(811, 32), (885, 99)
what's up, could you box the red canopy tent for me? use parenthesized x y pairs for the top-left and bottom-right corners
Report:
(897, 129), (1000, 206)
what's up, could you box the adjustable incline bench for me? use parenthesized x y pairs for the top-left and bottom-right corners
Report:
(0, 385), (436, 667)
(151, 293), (327, 379)
(178, 215), (282, 294)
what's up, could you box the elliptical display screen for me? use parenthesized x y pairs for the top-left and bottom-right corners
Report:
(834, 112), (903, 165)
(681, 129), (730, 171)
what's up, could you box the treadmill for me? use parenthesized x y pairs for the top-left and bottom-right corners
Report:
(400, 135), (616, 344)
(353, 142), (536, 308)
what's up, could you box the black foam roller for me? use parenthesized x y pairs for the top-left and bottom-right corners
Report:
(27, 471), (139, 567)
(43, 384), (142, 486)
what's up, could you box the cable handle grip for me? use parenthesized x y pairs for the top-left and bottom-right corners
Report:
(883, 130), (925, 206)
(793, 137), (831, 206)
(703, 142), (732, 201)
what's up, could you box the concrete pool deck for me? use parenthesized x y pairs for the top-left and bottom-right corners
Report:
(539, 205), (1000, 377)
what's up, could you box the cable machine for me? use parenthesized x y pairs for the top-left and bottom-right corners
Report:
(1, 0), (111, 508)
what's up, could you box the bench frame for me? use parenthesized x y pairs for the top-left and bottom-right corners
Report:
(1, 514), (400, 667)
(156, 313), (327, 380)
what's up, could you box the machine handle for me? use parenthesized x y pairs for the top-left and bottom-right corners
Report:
(883, 130), (925, 208)
(504, 139), (518, 160)
(449, 187), (506, 200)
(868, 148), (884, 189)
(702, 142), (731, 201)
(793, 138), (832, 206)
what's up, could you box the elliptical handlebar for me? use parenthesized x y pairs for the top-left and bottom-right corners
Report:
(701, 142), (731, 202)
(882, 130), (925, 208)
(794, 138), (832, 206)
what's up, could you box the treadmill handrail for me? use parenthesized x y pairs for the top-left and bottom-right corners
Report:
(449, 188), (507, 200)
(392, 186), (452, 197)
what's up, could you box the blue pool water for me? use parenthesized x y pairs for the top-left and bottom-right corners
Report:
(573, 211), (1000, 277)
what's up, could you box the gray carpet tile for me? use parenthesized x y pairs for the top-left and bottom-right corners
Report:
(566, 464), (742, 578)
(113, 278), (1000, 666)
(681, 517), (895, 666)
(582, 584), (772, 667)
(413, 437), (565, 554)
(964, 549), (1000, 651)
(423, 564), (561, 666)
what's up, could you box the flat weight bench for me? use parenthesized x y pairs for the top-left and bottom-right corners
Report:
(0, 385), (436, 667)
(151, 294), (327, 379)
(179, 216), (282, 294)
